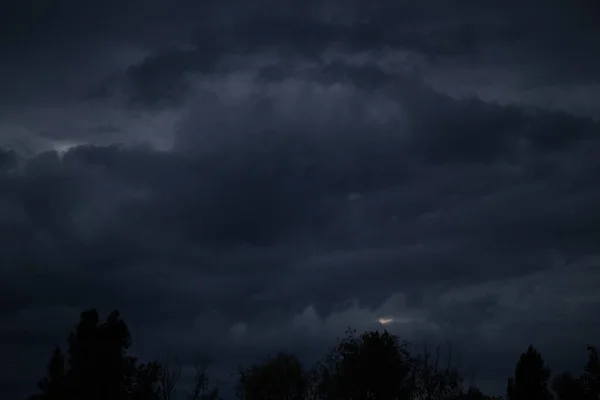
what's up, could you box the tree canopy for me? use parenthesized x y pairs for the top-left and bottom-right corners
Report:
(27, 308), (599, 400)
(506, 345), (552, 400)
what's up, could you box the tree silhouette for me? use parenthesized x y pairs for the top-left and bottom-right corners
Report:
(130, 361), (162, 400)
(314, 329), (413, 400)
(552, 371), (584, 400)
(235, 353), (309, 400)
(160, 355), (220, 400)
(29, 310), (600, 400)
(411, 343), (463, 400)
(159, 353), (182, 400)
(187, 359), (220, 400)
(506, 345), (552, 400)
(27, 308), (161, 400)
(456, 386), (488, 400)
(580, 344), (600, 400)
(66, 309), (139, 400)
(29, 347), (67, 400)
(550, 344), (600, 400)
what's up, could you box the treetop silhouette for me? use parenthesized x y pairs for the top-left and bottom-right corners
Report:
(28, 308), (598, 400)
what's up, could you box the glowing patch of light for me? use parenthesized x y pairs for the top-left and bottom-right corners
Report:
(52, 141), (79, 156)
(377, 317), (394, 325)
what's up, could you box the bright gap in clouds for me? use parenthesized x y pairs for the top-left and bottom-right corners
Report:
(377, 317), (395, 325)
(52, 140), (79, 156)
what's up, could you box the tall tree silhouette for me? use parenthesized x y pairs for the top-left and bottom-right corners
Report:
(66, 309), (135, 400)
(27, 308), (161, 400)
(580, 345), (600, 399)
(506, 345), (552, 400)
(315, 329), (413, 400)
(235, 353), (309, 400)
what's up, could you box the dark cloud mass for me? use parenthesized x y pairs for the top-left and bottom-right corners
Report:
(1, 0), (600, 398)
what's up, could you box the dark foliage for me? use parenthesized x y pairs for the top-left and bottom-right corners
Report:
(28, 308), (599, 400)
(27, 309), (163, 400)
(552, 371), (584, 400)
(314, 329), (413, 400)
(581, 345), (600, 400)
(235, 353), (309, 400)
(506, 345), (552, 400)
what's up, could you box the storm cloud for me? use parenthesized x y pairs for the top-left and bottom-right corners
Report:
(1, 0), (599, 398)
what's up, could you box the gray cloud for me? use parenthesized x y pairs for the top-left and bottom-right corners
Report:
(111, 0), (600, 106)
(2, 1), (600, 399)
(2, 76), (600, 397)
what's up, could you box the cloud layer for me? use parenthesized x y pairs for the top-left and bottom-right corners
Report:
(1, 1), (600, 398)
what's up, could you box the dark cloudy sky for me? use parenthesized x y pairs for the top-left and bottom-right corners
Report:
(2, 0), (600, 398)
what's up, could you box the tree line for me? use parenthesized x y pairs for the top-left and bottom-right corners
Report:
(27, 309), (599, 400)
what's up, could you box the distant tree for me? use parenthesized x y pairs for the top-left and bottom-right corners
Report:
(411, 343), (464, 400)
(314, 329), (413, 400)
(456, 386), (487, 400)
(580, 345), (600, 399)
(235, 353), (309, 400)
(130, 360), (162, 400)
(187, 359), (220, 400)
(159, 353), (182, 400)
(506, 345), (552, 400)
(66, 309), (136, 400)
(27, 308), (161, 400)
(552, 371), (584, 400)
(31, 313), (600, 400)
(135, 352), (220, 400)
(29, 347), (67, 400)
